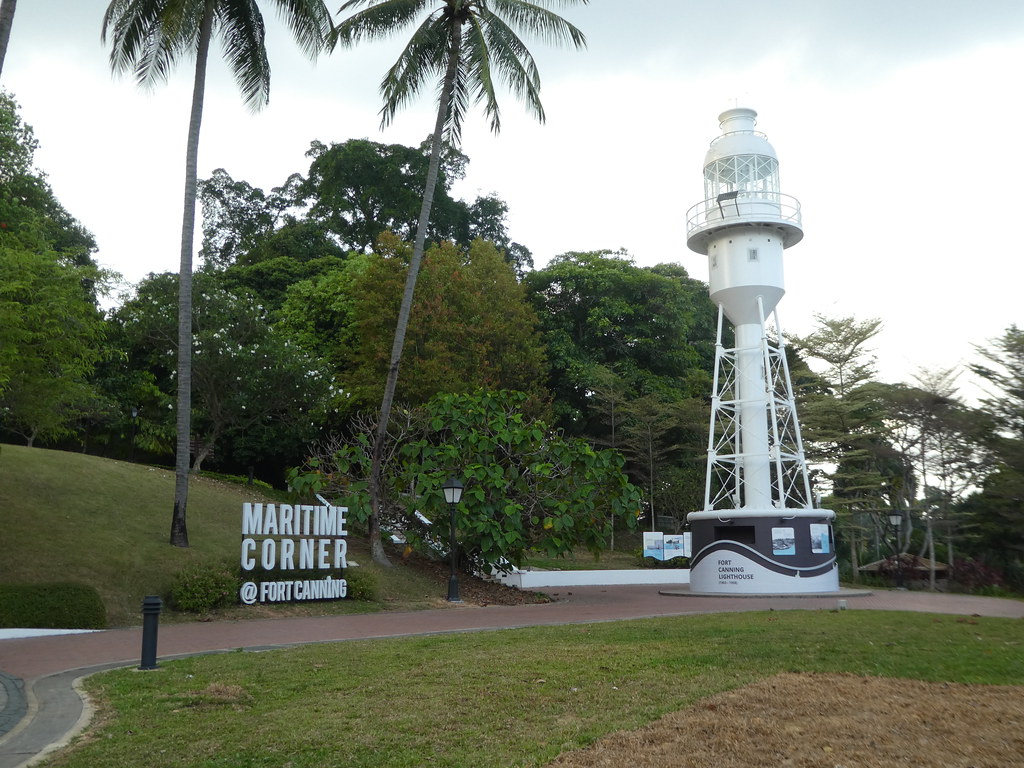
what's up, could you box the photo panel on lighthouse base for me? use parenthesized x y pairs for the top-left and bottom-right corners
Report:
(688, 515), (839, 594)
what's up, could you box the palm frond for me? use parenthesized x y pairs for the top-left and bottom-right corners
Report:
(103, 0), (330, 108)
(216, 0), (271, 111)
(270, 0), (333, 58)
(446, 56), (473, 140)
(474, 8), (544, 128)
(378, 11), (448, 128)
(462, 14), (502, 134)
(339, 0), (587, 138)
(102, 0), (201, 89)
(331, 0), (432, 49)
(486, 0), (588, 49)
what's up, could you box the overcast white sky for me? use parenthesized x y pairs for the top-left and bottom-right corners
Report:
(5, 1), (1024, 399)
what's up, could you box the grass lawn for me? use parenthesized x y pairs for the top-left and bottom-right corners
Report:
(44, 610), (1024, 768)
(0, 445), (452, 626)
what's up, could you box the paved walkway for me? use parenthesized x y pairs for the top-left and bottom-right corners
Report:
(1, 586), (1022, 768)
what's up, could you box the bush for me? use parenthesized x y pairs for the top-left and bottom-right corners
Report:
(169, 561), (240, 613)
(634, 550), (689, 569)
(254, 565), (377, 603)
(0, 582), (107, 629)
(343, 567), (376, 601)
(949, 558), (1005, 593)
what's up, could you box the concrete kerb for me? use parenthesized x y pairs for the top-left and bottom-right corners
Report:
(0, 674), (25, 739)
(661, 587), (875, 599)
(0, 664), (120, 768)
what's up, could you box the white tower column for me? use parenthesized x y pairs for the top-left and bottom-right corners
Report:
(735, 322), (771, 509)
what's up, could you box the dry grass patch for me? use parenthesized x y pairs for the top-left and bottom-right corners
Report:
(547, 673), (1024, 768)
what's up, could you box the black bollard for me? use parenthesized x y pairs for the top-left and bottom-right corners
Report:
(139, 595), (162, 670)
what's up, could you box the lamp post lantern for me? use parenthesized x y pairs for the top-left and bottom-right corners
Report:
(130, 406), (139, 463)
(442, 477), (464, 603)
(888, 511), (905, 589)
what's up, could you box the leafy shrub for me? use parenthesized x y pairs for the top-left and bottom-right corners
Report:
(197, 469), (275, 493)
(343, 567), (376, 601)
(255, 565), (377, 602)
(634, 550), (689, 569)
(1002, 560), (1024, 593)
(971, 583), (1014, 598)
(0, 582), (107, 629)
(169, 561), (240, 613)
(950, 558), (1005, 593)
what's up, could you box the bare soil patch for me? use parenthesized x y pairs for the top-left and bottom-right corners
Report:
(401, 554), (553, 606)
(547, 673), (1024, 768)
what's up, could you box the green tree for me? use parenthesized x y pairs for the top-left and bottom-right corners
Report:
(875, 371), (984, 588)
(526, 251), (715, 432)
(299, 137), (469, 253)
(0, 250), (107, 445)
(199, 167), (294, 269)
(277, 252), (375, 386)
(292, 390), (640, 572)
(0, 92), (109, 447)
(112, 272), (329, 473)
(467, 192), (532, 276)
(102, 0), (331, 547)
(619, 395), (704, 533)
(345, 236), (548, 408)
(961, 326), (1024, 575)
(971, 325), (1024, 443)
(0, 92), (97, 265)
(792, 314), (893, 573)
(331, 0), (588, 565)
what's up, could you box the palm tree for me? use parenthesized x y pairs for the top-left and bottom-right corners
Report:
(331, 0), (589, 565)
(0, 0), (16, 78)
(103, 0), (331, 547)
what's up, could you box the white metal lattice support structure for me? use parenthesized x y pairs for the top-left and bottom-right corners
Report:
(703, 301), (813, 514)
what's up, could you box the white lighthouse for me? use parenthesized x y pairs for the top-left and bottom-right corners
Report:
(685, 108), (839, 594)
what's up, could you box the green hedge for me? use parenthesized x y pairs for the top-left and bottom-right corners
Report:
(634, 550), (690, 569)
(169, 561), (378, 614)
(169, 561), (240, 613)
(0, 582), (107, 629)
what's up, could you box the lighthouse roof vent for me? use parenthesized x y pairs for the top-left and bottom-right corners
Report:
(704, 107), (778, 166)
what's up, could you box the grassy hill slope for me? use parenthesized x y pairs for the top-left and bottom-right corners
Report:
(0, 444), (445, 626)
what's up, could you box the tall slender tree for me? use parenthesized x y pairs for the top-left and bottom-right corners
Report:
(102, 0), (331, 546)
(331, 0), (589, 565)
(0, 0), (16, 78)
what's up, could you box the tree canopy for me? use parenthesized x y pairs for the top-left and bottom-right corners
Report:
(290, 389), (641, 571)
(0, 92), (109, 446)
(525, 250), (715, 432)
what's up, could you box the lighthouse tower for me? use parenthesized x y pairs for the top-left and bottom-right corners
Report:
(685, 108), (838, 594)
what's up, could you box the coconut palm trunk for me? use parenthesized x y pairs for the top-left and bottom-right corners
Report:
(367, 17), (463, 566)
(170, 0), (215, 548)
(0, 0), (16, 78)
(105, 0), (329, 548)
(333, 0), (588, 567)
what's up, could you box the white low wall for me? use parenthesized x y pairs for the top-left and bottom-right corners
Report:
(496, 569), (690, 589)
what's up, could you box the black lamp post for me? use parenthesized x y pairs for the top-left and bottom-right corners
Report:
(888, 511), (905, 589)
(442, 476), (464, 603)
